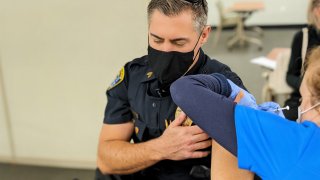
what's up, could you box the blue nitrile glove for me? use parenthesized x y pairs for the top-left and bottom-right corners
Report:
(227, 79), (284, 118)
(227, 79), (258, 109)
(258, 102), (285, 118)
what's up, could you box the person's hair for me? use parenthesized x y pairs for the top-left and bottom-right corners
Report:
(307, 0), (320, 28)
(147, 0), (208, 33)
(305, 46), (320, 105)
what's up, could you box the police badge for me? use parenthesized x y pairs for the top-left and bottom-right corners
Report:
(175, 107), (193, 126)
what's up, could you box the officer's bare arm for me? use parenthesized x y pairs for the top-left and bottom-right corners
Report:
(97, 114), (211, 174)
(97, 122), (161, 174)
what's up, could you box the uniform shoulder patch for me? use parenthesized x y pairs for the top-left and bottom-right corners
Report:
(108, 67), (125, 90)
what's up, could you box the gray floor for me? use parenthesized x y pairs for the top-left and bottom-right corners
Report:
(0, 163), (95, 180)
(0, 28), (298, 180)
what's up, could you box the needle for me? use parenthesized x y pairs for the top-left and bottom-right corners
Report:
(273, 105), (290, 112)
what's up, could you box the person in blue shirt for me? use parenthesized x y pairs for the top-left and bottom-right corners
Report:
(170, 47), (320, 179)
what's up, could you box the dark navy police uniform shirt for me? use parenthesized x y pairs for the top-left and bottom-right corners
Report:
(102, 49), (246, 179)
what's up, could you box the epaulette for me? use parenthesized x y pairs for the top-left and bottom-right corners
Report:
(127, 55), (148, 70)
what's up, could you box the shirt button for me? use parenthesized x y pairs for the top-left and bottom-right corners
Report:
(152, 102), (156, 108)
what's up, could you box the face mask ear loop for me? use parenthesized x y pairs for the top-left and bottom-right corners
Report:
(301, 102), (320, 114)
(183, 29), (205, 76)
(192, 28), (205, 51)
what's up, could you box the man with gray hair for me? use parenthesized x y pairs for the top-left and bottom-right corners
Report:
(96, 0), (247, 179)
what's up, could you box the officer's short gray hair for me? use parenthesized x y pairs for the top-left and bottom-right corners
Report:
(308, 0), (320, 27)
(147, 0), (208, 34)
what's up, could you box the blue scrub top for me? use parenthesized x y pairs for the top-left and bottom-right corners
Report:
(235, 105), (320, 180)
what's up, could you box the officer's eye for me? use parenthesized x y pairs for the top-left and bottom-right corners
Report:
(173, 41), (186, 47)
(154, 39), (164, 44)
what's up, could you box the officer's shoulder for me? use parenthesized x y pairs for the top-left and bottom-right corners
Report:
(203, 56), (230, 72)
(108, 56), (148, 91)
(125, 55), (148, 72)
(205, 57), (224, 66)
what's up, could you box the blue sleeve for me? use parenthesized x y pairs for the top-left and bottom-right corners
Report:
(171, 74), (238, 155)
(235, 105), (318, 179)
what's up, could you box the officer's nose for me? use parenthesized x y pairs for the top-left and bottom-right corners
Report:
(159, 42), (174, 52)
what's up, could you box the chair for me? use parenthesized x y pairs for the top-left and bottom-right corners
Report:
(215, 0), (264, 50)
(213, 0), (242, 47)
(262, 48), (293, 103)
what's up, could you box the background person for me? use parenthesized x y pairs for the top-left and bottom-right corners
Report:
(285, 0), (320, 120)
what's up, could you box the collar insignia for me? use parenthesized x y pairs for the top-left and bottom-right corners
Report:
(146, 72), (153, 79)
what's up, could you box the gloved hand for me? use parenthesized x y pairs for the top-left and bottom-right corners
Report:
(227, 79), (284, 118)
(227, 79), (258, 109)
(258, 102), (285, 118)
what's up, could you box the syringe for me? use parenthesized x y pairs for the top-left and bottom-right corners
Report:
(273, 105), (290, 112)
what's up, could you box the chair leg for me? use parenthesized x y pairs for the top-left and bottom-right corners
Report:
(227, 35), (240, 49)
(262, 84), (272, 102)
(249, 26), (263, 37)
(245, 36), (262, 47)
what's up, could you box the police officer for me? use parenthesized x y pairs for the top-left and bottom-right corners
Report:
(96, 0), (247, 179)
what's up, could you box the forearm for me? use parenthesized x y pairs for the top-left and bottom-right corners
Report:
(98, 139), (162, 174)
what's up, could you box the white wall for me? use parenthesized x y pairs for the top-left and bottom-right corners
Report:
(207, 0), (308, 26)
(0, 67), (12, 161)
(0, 0), (148, 169)
(0, 98), (11, 159)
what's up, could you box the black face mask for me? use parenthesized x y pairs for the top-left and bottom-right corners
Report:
(148, 34), (202, 85)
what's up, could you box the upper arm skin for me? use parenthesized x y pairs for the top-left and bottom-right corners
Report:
(211, 140), (254, 180)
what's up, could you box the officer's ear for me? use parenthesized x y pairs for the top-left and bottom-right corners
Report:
(200, 26), (211, 44)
